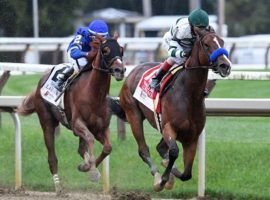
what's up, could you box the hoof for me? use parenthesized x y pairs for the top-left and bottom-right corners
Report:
(165, 173), (175, 190)
(55, 183), (66, 197)
(89, 168), (101, 182)
(77, 163), (91, 172)
(153, 173), (164, 192)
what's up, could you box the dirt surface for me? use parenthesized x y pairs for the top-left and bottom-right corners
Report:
(0, 189), (110, 200)
(0, 187), (153, 200)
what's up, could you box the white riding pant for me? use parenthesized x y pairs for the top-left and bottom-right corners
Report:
(67, 49), (88, 72)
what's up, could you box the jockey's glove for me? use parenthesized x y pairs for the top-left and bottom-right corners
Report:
(182, 47), (192, 57)
(175, 49), (190, 58)
(170, 47), (191, 58)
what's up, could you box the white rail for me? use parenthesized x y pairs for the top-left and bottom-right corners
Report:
(1, 62), (270, 79)
(0, 36), (269, 48)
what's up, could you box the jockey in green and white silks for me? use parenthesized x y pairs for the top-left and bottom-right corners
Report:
(150, 8), (210, 91)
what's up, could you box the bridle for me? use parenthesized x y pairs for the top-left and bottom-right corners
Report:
(186, 29), (228, 71)
(92, 39), (122, 74)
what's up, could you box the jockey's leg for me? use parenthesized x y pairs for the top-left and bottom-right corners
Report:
(55, 52), (88, 91)
(150, 60), (172, 91)
(54, 66), (74, 90)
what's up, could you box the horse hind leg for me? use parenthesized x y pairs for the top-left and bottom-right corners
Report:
(36, 105), (63, 195)
(126, 109), (159, 177)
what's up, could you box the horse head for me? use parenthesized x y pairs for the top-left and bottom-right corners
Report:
(189, 26), (231, 77)
(91, 33), (125, 81)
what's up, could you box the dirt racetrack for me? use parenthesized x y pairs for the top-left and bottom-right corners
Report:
(0, 188), (153, 200)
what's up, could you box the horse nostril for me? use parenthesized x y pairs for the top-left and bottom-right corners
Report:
(219, 64), (231, 77)
(113, 67), (125, 74)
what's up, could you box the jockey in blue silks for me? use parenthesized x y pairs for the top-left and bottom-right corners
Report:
(150, 9), (210, 91)
(54, 19), (109, 91)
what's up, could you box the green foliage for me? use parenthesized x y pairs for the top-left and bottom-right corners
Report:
(226, 0), (270, 36)
(0, 0), (84, 37)
(1, 1), (270, 37)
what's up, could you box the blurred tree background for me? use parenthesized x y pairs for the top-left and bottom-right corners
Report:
(0, 0), (269, 37)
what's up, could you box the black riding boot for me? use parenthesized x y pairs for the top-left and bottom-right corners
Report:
(149, 68), (167, 91)
(54, 66), (74, 91)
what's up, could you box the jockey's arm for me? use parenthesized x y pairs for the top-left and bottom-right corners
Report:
(68, 34), (90, 60)
(168, 40), (187, 58)
(69, 46), (88, 60)
(166, 18), (193, 58)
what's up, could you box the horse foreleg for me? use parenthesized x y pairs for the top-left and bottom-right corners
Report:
(155, 124), (179, 191)
(77, 137), (91, 172)
(73, 118), (100, 182)
(180, 141), (198, 181)
(156, 138), (182, 181)
(95, 128), (112, 167)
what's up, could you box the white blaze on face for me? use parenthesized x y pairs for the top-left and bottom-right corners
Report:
(116, 58), (123, 64)
(223, 55), (232, 66)
(213, 36), (232, 65)
(213, 37), (221, 48)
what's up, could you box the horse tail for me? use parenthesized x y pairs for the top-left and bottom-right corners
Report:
(17, 91), (36, 116)
(107, 96), (127, 122)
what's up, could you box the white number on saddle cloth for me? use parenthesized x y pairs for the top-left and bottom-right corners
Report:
(133, 65), (161, 111)
(40, 63), (71, 108)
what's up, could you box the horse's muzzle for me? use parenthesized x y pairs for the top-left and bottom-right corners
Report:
(218, 63), (231, 77)
(213, 56), (231, 77)
(111, 66), (126, 81)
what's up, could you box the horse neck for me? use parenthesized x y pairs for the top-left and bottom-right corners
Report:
(85, 50), (111, 101)
(88, 69), (111, 100)
(183, 42), (209, 98)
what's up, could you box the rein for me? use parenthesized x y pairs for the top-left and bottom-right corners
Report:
(185, 31), (228, 70)
(92, 40), (122, 74)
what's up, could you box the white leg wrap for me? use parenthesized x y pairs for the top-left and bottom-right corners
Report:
(53, 174), (60, 184)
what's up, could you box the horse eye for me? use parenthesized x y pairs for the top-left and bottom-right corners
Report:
(204, 43), (210, 49)
(102, 47), (110, 55)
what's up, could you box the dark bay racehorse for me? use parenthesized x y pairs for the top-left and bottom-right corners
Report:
(17, 34), (125, 194)
(109, 27), (231, 191)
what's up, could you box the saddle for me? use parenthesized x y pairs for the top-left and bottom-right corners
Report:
(153, 65), (183, 113)
(41, 64), (91, 106)
(133, 64), (183, 114)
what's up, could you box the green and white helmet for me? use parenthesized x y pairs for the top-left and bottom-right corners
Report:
(188, 9), (209, 27)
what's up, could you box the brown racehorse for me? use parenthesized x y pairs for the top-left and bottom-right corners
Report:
(17, 34), (125, 195)
(109, 27), (231, 191)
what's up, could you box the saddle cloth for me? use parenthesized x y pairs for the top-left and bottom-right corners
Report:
(40, 63), (71, 108)
(133, 64), (182, 114)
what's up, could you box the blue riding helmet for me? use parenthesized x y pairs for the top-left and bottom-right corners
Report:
(88, 20), (109, 37)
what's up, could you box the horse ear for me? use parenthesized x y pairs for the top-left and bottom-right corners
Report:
(193, 27), (202, 36)
(112, 32), (119, 40)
